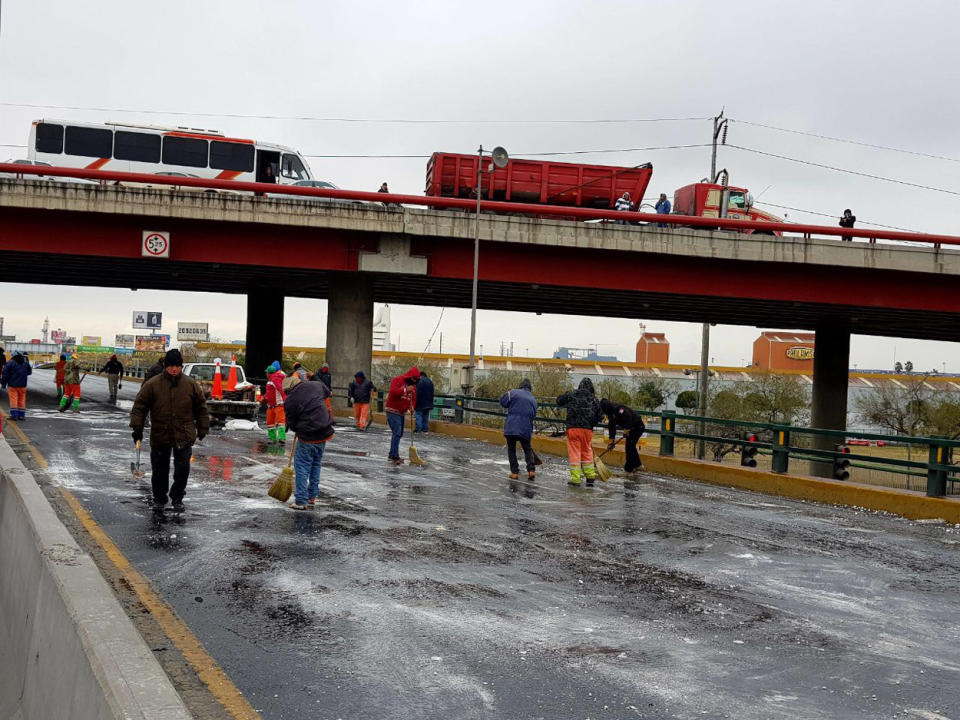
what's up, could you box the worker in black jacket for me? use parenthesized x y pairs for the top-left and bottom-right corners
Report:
(101, 354), (124, 400)
(600, 398), (646, 473)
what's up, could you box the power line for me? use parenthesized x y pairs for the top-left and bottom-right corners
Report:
(729, 118), (960, 164)
(302, 143), (710, 159)
(754, 201), (921, 233)
(0, 101), (711, 125)
(727, 144), (960, 198)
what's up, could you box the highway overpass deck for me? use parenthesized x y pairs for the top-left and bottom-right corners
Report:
(5, 370), (960, 719)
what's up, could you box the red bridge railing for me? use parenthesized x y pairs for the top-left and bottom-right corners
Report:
(2, 162), (958, 247)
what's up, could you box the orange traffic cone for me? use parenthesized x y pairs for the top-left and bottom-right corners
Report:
(212, 359), (223, 399)
(227, 355), (238, 392)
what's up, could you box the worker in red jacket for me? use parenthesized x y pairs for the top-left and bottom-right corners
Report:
(385, 366), (419, 465)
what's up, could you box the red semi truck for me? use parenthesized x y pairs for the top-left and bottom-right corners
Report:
(672, 181), (783, 235)
(425, 152), (653, 210)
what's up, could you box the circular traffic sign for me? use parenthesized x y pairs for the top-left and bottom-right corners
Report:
(143, 232), (168, 256)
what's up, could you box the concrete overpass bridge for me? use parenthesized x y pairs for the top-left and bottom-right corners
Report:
(3, 169), (960, 475)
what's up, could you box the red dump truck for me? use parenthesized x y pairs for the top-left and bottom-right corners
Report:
(672, 181), (783, 235)
(425, 152), (653, 209)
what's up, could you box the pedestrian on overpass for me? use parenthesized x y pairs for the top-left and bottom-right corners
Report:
(557, 378), (602, 486)
(1, 351), (32, 420)
(101, 354), (124, 401)
(130, 349), (209, 513)
(839, 208), (856, 241)
(265, 361), (287, 445)
(283, 375), (335, 509)
(655, 193), (672, 228)
(500, 378), (538, 481)
(414, 371), (435, 432)
(614, 191), (632, 224)
(59, 354), (83, 413)
(600, 398), (646, 473)
(54, 353), (66, 399)
(385, 367), (419, 465)
(348, 371), (376, 429)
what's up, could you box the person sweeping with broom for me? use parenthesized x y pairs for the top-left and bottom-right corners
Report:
(264, 361), (287, 445)
(385, 367), (419, 465)
(282, 375), (335, 509)
(600, 398), (646, 474)
(557, 378), (603, 487)
(499, 378), (538, 482)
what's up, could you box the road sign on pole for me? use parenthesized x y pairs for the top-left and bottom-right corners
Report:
(142, 230), (170, 258)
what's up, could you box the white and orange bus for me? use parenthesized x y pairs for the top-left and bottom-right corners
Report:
(27, 119), (313, 185)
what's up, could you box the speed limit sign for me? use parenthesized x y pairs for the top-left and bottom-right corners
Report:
(142, 230), (170, 258)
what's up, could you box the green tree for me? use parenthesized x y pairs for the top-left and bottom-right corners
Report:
(676, 390), (699, 412)
(595, 378), (632, 406)
(633, 377), (678, 410)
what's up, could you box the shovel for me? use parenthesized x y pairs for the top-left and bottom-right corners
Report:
(130, 440), (143, 477)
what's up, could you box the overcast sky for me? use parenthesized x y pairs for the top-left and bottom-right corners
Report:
(1, 0), (959, 371)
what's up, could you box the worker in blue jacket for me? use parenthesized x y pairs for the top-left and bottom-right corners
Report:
(499, 378), (538, 480)
(414, 371), (435, 432)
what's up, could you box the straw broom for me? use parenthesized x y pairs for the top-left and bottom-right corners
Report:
(268, 437), (296, 502)
(408, 412), (426, 466)
(594, 436), (624, 482)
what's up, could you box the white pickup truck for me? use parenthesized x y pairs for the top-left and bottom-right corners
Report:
(182, 362), (259, 423)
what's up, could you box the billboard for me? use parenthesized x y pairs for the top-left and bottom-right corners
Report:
(81, 335), (101, 346)
(115, 334), (136, 348)
(76, 345), (114, 354)
(177, 322), (209, 342)
(135, 335), (167, 352)
(51, 329), (67, 344)
(132, 311), (162, 329)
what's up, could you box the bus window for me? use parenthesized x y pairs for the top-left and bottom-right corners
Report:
(114, 131), (161, 163)
(281, 153), (308, 180)
(35, 123), (64, 153)
(162, 136), (208, 168)
(210, 141), (254, 172)
(65, 126), (113, 158)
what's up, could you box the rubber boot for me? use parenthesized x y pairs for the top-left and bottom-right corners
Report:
(567, 466), (582, 487)
(584, 463), (597, 487)
(527, 471), (536, 481)
(508, 472), (519, 480)
(267, 427), (277, 444)
(71, 398), (80, 413)
(58, 396), (69, 413)
(278, 425), (286, 444)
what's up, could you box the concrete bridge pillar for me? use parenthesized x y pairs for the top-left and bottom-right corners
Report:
(325, 273), (374, 408)
(809, 323), (850, 479)
(244, 289), (285, 383)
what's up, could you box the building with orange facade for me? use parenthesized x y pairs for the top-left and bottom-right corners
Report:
(636, 332), (670, 364)
(752, 331), (816, 371)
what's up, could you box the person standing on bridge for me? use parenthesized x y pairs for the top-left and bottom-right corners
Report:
(655, 193), (672, 228)
(839, 208), (856, 241)
(500, 378), (538, 481)
(348, 371), (376, 429)
(264, 361), (287, 445)
(2, 351), (32, 420)
(600, 398), (646, 473)
(101, 354), (124, 401)
(59, 353), (83, 413)
(614, 191), (632, 224)
(414, 370), (434, 433)
(557, 378), (602, 487)
(385, 367), (419, 465)
(283, 375), (335, 509)
(130, 349), (209, 513)
(54, 353), (66, 400)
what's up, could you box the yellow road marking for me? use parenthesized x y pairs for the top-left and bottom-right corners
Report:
(5, 414), (260, 719)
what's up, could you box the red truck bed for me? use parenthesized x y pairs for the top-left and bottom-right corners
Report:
(425, 152), (653, 210)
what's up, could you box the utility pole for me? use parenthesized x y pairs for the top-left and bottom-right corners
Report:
(697, 111), (727, 460)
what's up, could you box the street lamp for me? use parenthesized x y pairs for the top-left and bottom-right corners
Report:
(465, 144), (509, 395)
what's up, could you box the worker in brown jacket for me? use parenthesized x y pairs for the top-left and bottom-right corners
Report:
(130, 349), (210, 512)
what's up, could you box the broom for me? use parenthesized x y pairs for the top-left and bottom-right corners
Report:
(268, 437), (296, 502)
(408, 411), (426, 466)
(594, 436), (624, 483)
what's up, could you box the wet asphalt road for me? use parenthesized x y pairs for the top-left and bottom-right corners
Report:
(8, 369), (960, 720)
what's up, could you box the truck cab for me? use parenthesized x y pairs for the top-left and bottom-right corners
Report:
(673, 182), (782, 235)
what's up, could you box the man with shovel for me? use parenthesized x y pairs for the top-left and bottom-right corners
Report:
(130, 349), (209, 513)
(599, 398), (646, 473)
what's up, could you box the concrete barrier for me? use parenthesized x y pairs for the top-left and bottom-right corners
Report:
(0, 437), (191, 719)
